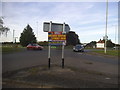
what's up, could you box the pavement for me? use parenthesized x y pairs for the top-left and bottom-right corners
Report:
(2, 65), (118, 88)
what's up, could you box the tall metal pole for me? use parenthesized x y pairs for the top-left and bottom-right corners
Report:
(62, 22), (65, 68)
(48, 21), (52, 69)
(14, 37), (18, 44)
(115, 25), (117, 50)
(104, 0), (108, 54)
(36, 21), (38, 41)
(13, 30), (15, 43)
(112, 25), (117, 50)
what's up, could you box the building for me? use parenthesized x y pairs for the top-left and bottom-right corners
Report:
(96, 39), (105, 48)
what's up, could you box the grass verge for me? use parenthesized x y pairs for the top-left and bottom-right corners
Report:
(2, 46), (25, 54)
(93, 50), (119, 56)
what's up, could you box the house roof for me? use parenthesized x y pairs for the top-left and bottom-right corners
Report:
(97, 39), (105, 43)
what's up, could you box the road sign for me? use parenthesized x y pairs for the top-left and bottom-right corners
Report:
(48, 31), (66, 41)
(43, 22), (70, 32)
(48, 31), (66, 46)
(43, 21), (67, 69)
(48, 35), (66, 41)
(48, 41), (66, 46)
(48, 41), (65, 46)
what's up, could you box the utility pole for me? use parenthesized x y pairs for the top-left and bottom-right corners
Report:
(112, 25), (117, 50)
(14, 37), (18, 44)
(36, 21), (38, 41)
(13, 30), (15, 43)
(104, 0), (108, 54)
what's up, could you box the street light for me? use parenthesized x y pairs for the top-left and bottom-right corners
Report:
(13, 30), (15, 43)
(104, 0), (108, 54)
(14, 37), (18, 44)
(112, 25), (117, 50)
(36, 21), (38, 41)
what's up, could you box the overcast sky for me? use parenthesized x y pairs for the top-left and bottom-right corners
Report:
(0, 1), (118, 44)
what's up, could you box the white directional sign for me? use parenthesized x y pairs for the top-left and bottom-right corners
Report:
(43, 22), (70, 32)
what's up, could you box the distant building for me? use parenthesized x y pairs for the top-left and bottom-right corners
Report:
(84, 41), (96, 48)
(96, 39), (105, 48)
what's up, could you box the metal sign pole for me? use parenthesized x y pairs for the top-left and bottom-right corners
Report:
(62, 22), (65, 68)
(48, 21), (52, 69)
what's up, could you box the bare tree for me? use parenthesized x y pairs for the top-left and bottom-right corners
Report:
(0, 17), (10, 36)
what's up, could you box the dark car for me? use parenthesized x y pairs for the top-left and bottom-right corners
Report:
(73, 44), (84, 52)
(27, 44), (43, 50)
(113, 46), (120, 50)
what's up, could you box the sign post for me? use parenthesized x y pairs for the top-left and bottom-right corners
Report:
(43, 21), (70, 69)
(62, 22), (65, 68)
(48, 21), (52, 69)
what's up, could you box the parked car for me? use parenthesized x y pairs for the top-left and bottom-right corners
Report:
(27, 44), (43, 50)
(113, 46), (120, 50)
(73, 44), (84, 52)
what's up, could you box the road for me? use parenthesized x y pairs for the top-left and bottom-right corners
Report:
(2, 48), (118, 75)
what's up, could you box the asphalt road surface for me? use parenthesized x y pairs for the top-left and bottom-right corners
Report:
(2, 48), (118, 76)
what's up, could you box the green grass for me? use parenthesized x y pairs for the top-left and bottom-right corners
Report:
(2, 46), (25, 54)
(93, 50), (119, 56)
(65, 45), (73, 49)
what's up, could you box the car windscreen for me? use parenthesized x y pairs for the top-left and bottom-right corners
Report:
(75, 45), (82, 49)
(32, 44), (40, 46)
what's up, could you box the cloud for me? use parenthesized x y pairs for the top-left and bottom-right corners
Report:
(2, 0), (119, 2)
(77, 25), (118, 43)
(1, 2), (118, 44)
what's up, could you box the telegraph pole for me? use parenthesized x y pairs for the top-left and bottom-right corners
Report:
(13, 30), (15, 43)
(36, 21), (38, 41)
(113, 25), (117, 50)
(104, 0), (108, 54)
(14, 37), (18, 44)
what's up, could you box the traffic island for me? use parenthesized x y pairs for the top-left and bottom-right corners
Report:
(2, 65), (118, 88)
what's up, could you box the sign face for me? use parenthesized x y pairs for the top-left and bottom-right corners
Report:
(49, 41), (64, 46)
(48, 32), (66, 41)
(96, 43), (104, 48)
(48, 31), (66, 46)
(43, 22), (70, 32)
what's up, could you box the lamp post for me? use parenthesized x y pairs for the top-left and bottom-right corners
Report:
(104, 0), (108, 54)
(14, 37), (18, 44)
(36, 21), (38, 41)
(13, 30), (15, 43)
(112, 25), (117, 50)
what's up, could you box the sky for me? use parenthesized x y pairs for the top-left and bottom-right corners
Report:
(0, 0), (119, 44)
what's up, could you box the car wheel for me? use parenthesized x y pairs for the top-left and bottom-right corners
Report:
(40, 48), (43, 50)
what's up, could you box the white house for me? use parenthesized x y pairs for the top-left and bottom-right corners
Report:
(96, 39), (105, 48)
